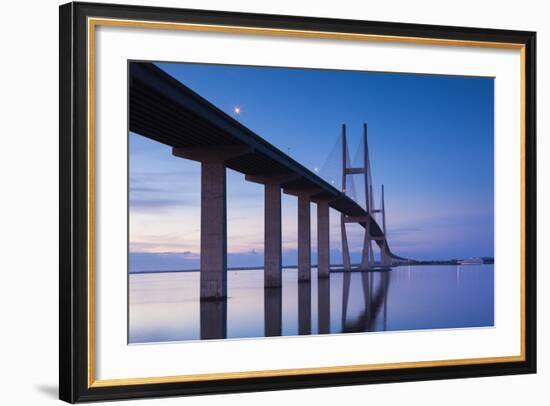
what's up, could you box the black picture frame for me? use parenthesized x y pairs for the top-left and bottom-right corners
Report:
(60, 1), (537, 403)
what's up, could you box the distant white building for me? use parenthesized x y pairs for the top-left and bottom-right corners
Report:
(457, 257), (484, 265)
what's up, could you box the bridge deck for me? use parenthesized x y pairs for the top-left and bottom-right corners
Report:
(129, 62), (388, 240)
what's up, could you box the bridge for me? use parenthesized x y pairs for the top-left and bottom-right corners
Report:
(129, 62), (404, 303)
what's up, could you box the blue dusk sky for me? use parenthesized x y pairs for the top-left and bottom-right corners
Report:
(129, 62), (494, 272)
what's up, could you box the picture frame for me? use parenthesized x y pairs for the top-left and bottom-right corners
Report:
(59, 1), (537, 403)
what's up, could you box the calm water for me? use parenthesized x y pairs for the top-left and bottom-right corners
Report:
(129, 265), (494, 343)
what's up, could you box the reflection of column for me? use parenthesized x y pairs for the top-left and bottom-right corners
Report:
(341, 272), (351, 332)
(318, 277), (331, 334)
(298, 282), (311, 335)
(200, 300), (227, 340)
(351, 270), (391, 333)
(382, 272), (390, 331)
(264, 287), (282, 337)
(361, 271), (372, 329)
(297, 193), (312, 282)
(316, 200), (330, 278)
(369, 272), (374, 304)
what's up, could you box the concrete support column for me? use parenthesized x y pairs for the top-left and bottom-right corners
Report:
(246, 174), (297, 288)
(297, 193), (312, 282)
(173, 146), (250, 302)
(316, 200), (330, 278)
(200, 160), (227, 300)
(264, 183), (282, 287)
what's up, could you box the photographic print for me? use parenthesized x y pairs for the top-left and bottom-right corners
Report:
(128, 61), (495, 343)
(60, 3), (536, 401)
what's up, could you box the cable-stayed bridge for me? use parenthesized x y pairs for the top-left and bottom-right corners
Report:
(130, 62), (406, 302)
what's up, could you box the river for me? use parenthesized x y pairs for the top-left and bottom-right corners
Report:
(129, 264), (494, 343)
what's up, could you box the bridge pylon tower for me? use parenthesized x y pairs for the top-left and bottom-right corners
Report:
(340, 124), (352, 271)
(341, 123), (388, 270)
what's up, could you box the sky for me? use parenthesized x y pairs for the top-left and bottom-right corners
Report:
(129, 62), (494, 272)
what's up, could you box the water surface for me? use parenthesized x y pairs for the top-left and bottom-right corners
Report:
(129, 264), (494, 343)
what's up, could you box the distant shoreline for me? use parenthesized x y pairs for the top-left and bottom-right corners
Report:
(130, 259), (494, 275)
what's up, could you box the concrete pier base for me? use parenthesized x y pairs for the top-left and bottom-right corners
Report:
(316, 200), (330, 278)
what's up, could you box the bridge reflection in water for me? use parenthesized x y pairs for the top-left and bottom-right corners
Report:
(203, 269), (389, 340)
(129, 264), (494, 343)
